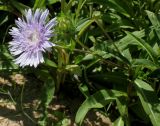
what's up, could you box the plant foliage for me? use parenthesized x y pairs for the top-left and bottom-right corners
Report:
(0, 0), (160, 126)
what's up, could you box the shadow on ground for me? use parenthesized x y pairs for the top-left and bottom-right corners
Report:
(0, 73), (112, 126)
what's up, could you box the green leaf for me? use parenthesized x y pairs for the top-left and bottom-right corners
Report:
(9, 0), (30, 14)
(116, 95), (130, 125)
(0, 15), (8, 26)
(79, 83), (90, 98)
(126, 31), (158, 64)
(134, 79), (160, 126)
(130, 100), (150, 123)
(88, 0), (132, 17)
(34, 0), (46, 9)
(122, 49), (132, 62)
(113, 116), (124, 126)
(65, 65), (82, 76)
(117, 30), (145, 51)
(38, 78), (55, 126)
(35, 69), (51, 81)
(116, 97), (128, 117)
(132, 59), (158, 70)
(76, 18), (95, 37)
(107, 0), (131, 18)
(0, 45), (18, 70)
(146, 10), (160, 41)
(82, 54), (94, 61)
(46, 0), (60, 5)
(0, 5), (14, 12)
(44, 58), (57, 68)
(102, 13), (134, 31)
(76, 0), (87, 18)
(106, 47), (130, 65)
(56, 118), (71, 126)
(152, 43), (160, 56)
(89, 72), (129, 85)
(75, 89), (127, 125)
(148, 68), (160, 79)
(43, 78), (55, 106)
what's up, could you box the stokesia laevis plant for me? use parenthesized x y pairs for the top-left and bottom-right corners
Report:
(9, 9), (57, 67)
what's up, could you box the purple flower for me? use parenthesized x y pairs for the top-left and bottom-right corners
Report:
(9, 9), (56, 67)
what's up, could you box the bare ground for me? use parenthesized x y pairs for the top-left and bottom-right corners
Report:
(0, 73), (112, 126)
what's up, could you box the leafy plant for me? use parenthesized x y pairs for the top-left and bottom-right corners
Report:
(0, 0), (160, 126)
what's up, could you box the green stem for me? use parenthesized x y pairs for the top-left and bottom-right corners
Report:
(94, 19), (122, 56)
(56, 49), (63, 92)
(89, 4), (93, 18)
(55, 41), (125, 69)
(0, 89), (16, 105)
(2, 25), (12, 44)
(61, 0), (66, 12)
(54, 45), (90, 53)
(20, 84), (36, 124)
(75, 37), (125, 69)
(94, 19), (112, 41)
(75, 37), (91, 51)
(8, 91), (16, 105)
(66, 0), (74, 11)
(76, 0), (86, 20)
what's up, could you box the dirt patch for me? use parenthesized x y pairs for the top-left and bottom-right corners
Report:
(0, 73), (112, 126)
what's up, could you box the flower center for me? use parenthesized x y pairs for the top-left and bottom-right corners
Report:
(27, 29), (40, 45)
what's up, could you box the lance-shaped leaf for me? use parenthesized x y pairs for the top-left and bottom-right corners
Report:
(126, 32), (158, 65)
(132, 59), (158, 70)
(38, 78), (55, 125)
(34, 0), (46, 9)
(9, 0), (30, 14)
(113, 116), (124, 126)
(76, 18), (95, 37)
(75, 89), (127, 125)
(134, 79), (160, 126)
(146, 10), (160, 41)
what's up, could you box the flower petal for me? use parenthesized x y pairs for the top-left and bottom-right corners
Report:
(25, 9), (32, 23)
(45, 17), (57, 30)
(39, 9), (49, 24)
(33, 8), (41, 22)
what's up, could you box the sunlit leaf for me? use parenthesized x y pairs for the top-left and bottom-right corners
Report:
(113, 116), (124, 126)
(79, 83), (90, 98)
(134, 79), (160, 126)
(65, 65), (82, 76)
(44, 58), (57, 68)
(75, 89), (127, 125)
(76, 18), (95, 37)
(34, 0), (46, 9)
(126, 32), (158, 64)
(117, 30), (145, 51)
(0, 5), (14, 12)
(132, 59), (158, 70)
(116, 97), (128, 118)
(46, 0), (60, 5)
(146, 10), (160, 41)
